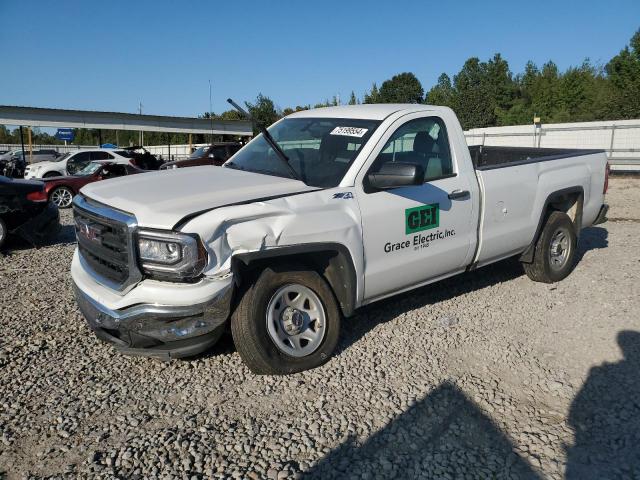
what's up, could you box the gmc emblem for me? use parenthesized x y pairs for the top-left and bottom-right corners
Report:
(76, 219), (102, 243)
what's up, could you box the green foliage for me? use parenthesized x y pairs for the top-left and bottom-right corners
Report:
(604, 29), (640, 119)
(423, 28), (640, 128)
(425, 73), (455, 107)
(378, 72), (424, 104)
(245, 93), (279, 134)
(363, 83), (380, 104)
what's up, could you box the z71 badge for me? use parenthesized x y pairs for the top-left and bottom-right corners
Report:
(405, 203), (439, 234)
(333, 192), (354, 199)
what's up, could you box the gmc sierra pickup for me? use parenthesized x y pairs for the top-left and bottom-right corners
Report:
(71, 104), (609, 374)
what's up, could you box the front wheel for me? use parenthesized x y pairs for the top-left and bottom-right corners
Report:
(43, 171), (61, 178)
(231, 266), (341, 374)
(0, 218), (7, 250)
(523, 211), (577, 283)
(50, 186), (74, 208)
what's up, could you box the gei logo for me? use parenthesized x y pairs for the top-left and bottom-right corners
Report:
(405, 203), (439, 234)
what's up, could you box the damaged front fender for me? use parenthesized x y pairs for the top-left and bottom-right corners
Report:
(179, 188), (365, 308)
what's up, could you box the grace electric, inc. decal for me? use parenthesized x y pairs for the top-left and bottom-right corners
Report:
(383, 202), (456, 253)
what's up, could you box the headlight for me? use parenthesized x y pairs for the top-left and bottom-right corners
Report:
(136, 230), (207, 281)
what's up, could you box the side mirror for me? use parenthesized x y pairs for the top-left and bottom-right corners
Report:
(367, 162), (423, 190)
(208, 153), (215, 159)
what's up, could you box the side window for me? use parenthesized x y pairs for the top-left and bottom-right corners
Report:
(371, 117), (453, 182)
(101, 164), (127, 178)
(67, 152), (92, 174)
(90, 151), (111, 160)
(210, 146), (227, 159)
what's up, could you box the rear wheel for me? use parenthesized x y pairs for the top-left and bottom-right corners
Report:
(231, 266), (341, 374)
(0, 218), (7, 250)
(523, 211), (577, 283)
(50, 186), (74, 208)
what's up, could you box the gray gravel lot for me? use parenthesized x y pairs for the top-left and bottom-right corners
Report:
(1, 178), (639, 479)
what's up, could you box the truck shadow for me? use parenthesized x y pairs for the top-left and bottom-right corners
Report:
(565, 330), (640, 479)
(303, 381), (541, 479)
(337, 226), (608, 357)
(574, 226), (608, 263)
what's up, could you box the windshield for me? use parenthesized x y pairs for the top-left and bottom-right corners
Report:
(77, 161), (103, 176)
(225, 118), (380, 187)
(189, 146), (209, 159)
(54, 152), (71, 162)
(114, 150), (135, 158)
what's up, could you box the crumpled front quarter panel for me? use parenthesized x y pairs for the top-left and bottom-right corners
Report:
(180, 188), (365, 305)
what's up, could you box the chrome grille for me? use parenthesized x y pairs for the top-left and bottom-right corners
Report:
(73, 195), (141, 292)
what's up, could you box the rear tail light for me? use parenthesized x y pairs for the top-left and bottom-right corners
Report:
(26, 190), (48, 202)
(603, 162), (610, 194)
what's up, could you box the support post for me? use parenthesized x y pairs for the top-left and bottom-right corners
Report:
(98, 129), (103, 147)
(609, 125), (616, 159)
(19, 126), (26, 161)
(27, 127), (32, 163)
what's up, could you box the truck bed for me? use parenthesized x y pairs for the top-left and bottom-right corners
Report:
(469, 145), (604, 170)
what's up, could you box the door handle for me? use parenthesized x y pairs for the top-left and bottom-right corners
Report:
(448, 189), (470, 200)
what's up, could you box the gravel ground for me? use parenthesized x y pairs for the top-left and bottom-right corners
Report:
(1, 178), (639, 479)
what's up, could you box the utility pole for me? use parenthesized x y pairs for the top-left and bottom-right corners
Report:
(138, 102), (144, 146)
(209, 80), (214, 143)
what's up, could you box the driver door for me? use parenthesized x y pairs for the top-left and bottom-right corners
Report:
(356, 115), (476, 300)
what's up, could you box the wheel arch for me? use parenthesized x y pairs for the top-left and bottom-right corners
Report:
(520, 186), (584, 264)
(232, 243), (358, 317)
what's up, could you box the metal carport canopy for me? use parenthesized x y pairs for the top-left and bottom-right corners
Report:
(0, 105), (253, 136)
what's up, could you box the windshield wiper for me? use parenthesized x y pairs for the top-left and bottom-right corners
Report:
(226, 98), (302, 182)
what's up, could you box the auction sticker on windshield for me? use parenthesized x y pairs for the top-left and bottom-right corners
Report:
(330, 126), (368, 137)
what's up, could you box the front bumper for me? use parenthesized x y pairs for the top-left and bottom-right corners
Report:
(73, 280), (233, 360)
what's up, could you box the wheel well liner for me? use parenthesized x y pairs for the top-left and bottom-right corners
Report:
(232, 243), (358, 317)
(520, 186), (584, 264)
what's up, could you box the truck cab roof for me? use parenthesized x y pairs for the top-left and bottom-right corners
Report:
(288, 104), (453, 120)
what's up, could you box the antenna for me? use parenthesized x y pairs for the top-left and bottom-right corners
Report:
(209, 80), (214, 141)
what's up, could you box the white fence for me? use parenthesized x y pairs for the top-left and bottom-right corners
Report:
(4, 118), (640, 171)
(465, 119), (640, 172)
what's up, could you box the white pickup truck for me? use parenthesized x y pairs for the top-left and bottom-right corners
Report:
(71, 104), (609, 374)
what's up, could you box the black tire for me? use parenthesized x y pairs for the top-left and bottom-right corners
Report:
(50, 186), (74, 208)
(231, 265), (341, 375)
(43, 171), (61, 178)
(523, 211), (577, 283)
(0, 217), (7, 250)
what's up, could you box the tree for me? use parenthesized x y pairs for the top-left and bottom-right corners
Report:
(363, 83), (380, 104)
(485, 53), (516, 122)
(605, 29), (640, 119)
(452, 58), (495, 129)
(425, 73), (455, 107)
(245, 94), (279, 133)
(348, 91), (358, 105)
(378, 72), (424, 103)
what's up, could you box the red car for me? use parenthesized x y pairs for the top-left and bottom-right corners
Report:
(30, 161), (145, 208)
(160, 142), (243, 170)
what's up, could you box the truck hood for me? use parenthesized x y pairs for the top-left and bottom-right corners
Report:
(26, 160), (61, 170)
(80, 166), (317, 229)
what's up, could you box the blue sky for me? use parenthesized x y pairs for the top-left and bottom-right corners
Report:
(1, 0), (638, 118)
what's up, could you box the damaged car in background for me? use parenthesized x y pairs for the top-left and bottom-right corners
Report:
(0, 175), (60, 250)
